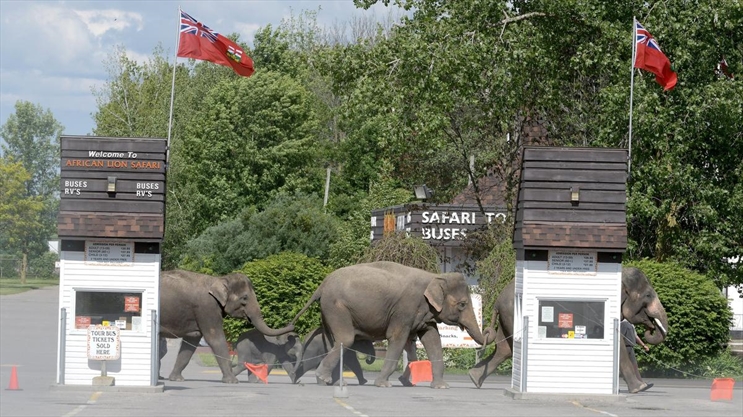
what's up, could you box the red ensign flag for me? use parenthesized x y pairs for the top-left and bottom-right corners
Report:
(177, 9), (255, 77)
(634, 21), (676, 91)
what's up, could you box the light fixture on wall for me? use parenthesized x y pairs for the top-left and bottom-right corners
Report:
(570, 186), (580, 205)
(413, 184), (433, 201)
(107, 176), (117, 193)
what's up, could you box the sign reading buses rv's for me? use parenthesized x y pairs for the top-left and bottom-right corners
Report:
(58, 136), (167, 240)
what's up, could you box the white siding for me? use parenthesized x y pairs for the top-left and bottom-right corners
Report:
(512, 256), (621, 394)
(57, 246), (160, 386)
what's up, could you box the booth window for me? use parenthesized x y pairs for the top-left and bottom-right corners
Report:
(537, 299), (605, 339)
(75, 290), (143, 331)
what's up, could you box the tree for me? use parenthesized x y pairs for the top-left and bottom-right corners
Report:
(351, 0), (743, 287)
(173, 71), (324, 255)
(0, 159), (46, 283)
(0, 101), (62, 281)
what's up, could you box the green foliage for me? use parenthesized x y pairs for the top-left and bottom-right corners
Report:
(626, 260), (733, 377)
(180, 193), (340, 275)
(472, 220), (516, 324)
(0, 101), (61, 272)
(327, 175), (414, 269)
(222, 252), (330, 343)
(28, 251), (59, 280)
(0, 158), (47, 283)
(690, 350), (743, 380)
(358, 232), (441, 272)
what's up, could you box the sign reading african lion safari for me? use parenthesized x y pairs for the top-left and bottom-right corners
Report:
(87, 325), (121, 361)
(58, 136), (167, 240)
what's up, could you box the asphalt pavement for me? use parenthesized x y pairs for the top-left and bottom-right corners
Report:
(1, 285), (741, 417)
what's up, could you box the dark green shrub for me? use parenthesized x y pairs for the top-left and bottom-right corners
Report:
(223, 252), (330, 343)
(181, 192), (340, 275)
(626, 260), (732, 377)
(28, 251), (58, 279)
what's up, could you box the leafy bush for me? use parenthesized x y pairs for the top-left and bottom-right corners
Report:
(28, 251), (58, 279)
(627, 260), (733, 377)
(357, 232), (441, 273)
(223, 252), (330, 342)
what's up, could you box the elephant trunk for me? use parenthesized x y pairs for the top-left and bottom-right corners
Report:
(460, 306), (486, 346)
(644, 299), (669, 345)
(246, 306), (295, 337)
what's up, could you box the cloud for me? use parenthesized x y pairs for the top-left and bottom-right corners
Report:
(234, 22), (262, 41)
(73, 9), (144, 37)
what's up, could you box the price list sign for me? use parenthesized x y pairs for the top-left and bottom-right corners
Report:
(548, 251), (596, 274)
(85, 241), (134, 264)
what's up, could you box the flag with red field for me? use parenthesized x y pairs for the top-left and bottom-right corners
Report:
(177, 9), (254, 77)
(634, 21), (677, 91)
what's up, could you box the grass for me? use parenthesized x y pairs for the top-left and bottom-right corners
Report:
(0, 277), (59, 295)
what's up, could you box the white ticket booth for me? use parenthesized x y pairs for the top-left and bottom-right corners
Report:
(509, 147), (627, 396)
(56, 136), (166, 388)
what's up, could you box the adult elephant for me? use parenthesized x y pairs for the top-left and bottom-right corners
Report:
(467, 266), (668, 394)
(291, 327), (376, 385)
(159, 270), (294, 383)
(292, 261), (486, 388)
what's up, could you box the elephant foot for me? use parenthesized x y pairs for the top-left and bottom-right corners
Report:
(316, 375), (332, 386)
(630, 382), (653, 393)
(374, 378), (392, 388)
(430, 380), (450, 389)
(358, 378), (367, 386)
(398, 375), (414, 387)
(468, 368), (484, 388)
(222, 375), (239, 384)
(168, 374), (185, 382)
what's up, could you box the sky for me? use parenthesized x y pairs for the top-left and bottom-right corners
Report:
(0, 1), (400, 138)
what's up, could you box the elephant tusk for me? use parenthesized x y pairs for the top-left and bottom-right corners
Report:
(654, 318), (667, 336)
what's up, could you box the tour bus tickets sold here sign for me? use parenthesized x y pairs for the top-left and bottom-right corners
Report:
(87, 325), (121, 360)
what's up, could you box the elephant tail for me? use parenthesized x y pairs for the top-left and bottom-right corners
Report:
(291, 284), (323, 325)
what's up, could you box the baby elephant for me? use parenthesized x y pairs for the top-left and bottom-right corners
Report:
(231, 329), (302, 383)
(292, 327), (375, 385)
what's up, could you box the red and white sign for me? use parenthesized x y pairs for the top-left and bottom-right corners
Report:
(558, 313), (574, 328)
(124, 296), (140, 312)
(75, 316), (91, 329)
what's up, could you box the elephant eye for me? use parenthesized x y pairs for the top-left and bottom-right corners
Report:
(458, 301), (467, 311)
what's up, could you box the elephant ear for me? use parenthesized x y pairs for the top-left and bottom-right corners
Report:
(424, 277), (446, 313)
(208, 278), (230, 307)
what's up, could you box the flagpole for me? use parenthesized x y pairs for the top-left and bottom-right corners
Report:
(166, 6), (181, 167)
(627, 16), (636, 177)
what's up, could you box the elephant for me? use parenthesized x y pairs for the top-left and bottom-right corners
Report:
(292, 261), (486, 388)
(467, 266), (668, 394)
(231, 329), (302, 383)
(159, 270), (294, 383)
(291, 327), (376, 385)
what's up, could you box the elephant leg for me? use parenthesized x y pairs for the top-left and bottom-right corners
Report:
(232, 356), (246, 377)
(280, 360), (296, 382)
(375, 333), (408, 388)
(202, 332), (238, 384)
(247, 370), (258, 383)
(158, 337), (168, 379)
(418, 327), (448, 389)
(620, 345), (646, 393)
(169, 336), (200, 382)
(398, 339), (416, 387)
(343, 350), (367, 385)
(468, 326), (511, 388)
(315, 314), (354, 386)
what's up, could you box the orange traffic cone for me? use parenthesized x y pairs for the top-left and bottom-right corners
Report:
(408, 360), (433, 386)
(6, 366), (21, 391)
(244, 363), (269, 384)
(710, 378), (735, 401)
